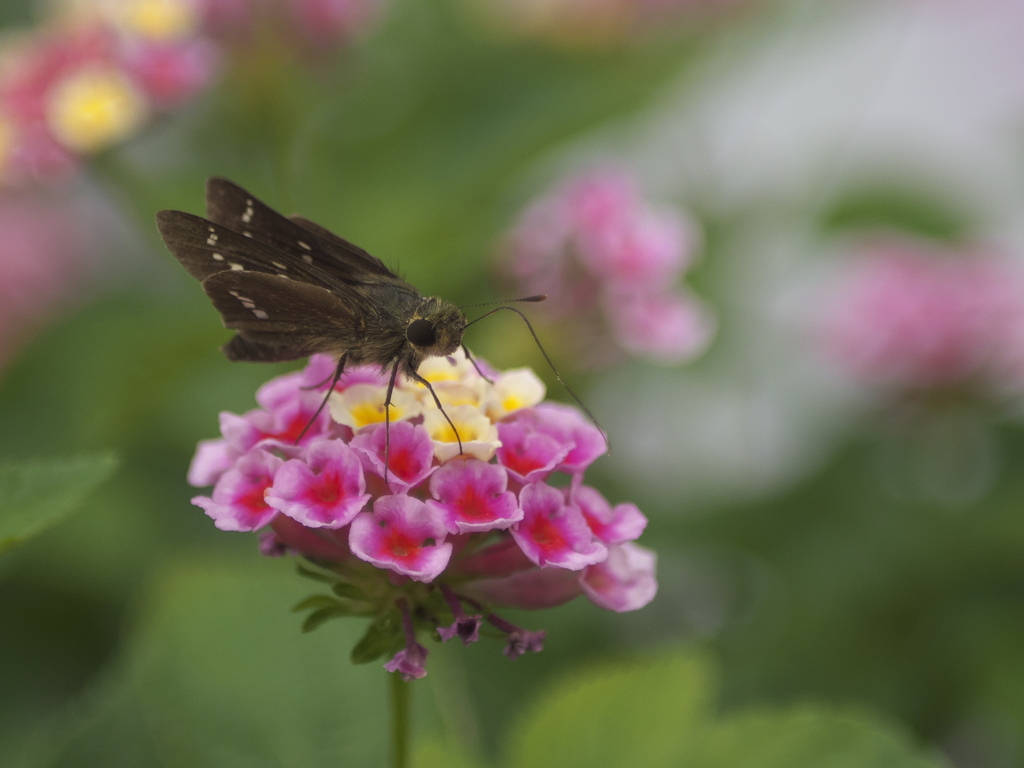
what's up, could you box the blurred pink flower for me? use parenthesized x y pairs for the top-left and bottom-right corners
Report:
(0, 13), (217, 183)
(0, 193), (87, 366)
(823, 239), (1024, 394)
(499, 166), (713, 367)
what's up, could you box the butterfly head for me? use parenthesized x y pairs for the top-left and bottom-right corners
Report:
(407, 298), (466, 358)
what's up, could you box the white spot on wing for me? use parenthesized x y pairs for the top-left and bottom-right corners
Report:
(241, 200), (254, 224)
(302, 254), (313, 264)
(212, 253), (224, 261)
(298, 241), (311, 251)
(272, 261), (287, 270)
(242, 231), (252, 238)
(229, 263), (245, 271)
(252, 309), (269, 319)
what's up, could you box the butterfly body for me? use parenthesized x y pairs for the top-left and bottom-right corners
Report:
(156, 178), (467, 379)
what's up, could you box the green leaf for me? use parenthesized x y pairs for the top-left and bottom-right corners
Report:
(506, 653), (950, 768)
(38, 557), (390, 768)
(351, 614), (399, 665)
(697, 707), (947, 768)
(0, 454), (119, 554)
(508, 653), (710, 768)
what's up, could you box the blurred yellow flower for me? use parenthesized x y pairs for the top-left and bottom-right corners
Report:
(46, 66), (146, 153)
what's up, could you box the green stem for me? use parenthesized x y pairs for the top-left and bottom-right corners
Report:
(390, 672), (410, 768)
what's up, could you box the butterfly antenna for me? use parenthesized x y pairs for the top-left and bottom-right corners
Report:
(296, 354), (347, 443)
(460, 294), (547, 310)
(465, 306), (609, 452)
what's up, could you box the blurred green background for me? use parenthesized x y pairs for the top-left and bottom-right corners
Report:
(3, 0), (1024, 765)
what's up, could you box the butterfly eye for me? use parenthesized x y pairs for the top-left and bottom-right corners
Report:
(407, 318), (437, 347)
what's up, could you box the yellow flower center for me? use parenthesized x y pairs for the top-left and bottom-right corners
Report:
(350, 401), (404, 429)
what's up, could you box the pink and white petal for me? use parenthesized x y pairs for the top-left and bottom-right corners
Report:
(265, 438), (370, 528)
(348, 496), (452, 582)
(255, 370), (306, 411)
(528, 403), (607, 474)
(573, 485), (647, 544)
(187, 438), (239, 487)
(496, 419), (568, 483)
(192, 448), (282, 532)
(350, 421), (436, 493)
(219, 409), (263, 452)
(426, 459), (521, 534)
(512, 482), (607, 570)
(580, 542), (658, 612)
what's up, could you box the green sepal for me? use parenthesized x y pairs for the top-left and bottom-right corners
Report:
(351, 613), (399, 665)
(296, 563), (338, 584)
(332, 582), (366, 600)
(292, 594), (345, 613)
(300, 605), (352, 633)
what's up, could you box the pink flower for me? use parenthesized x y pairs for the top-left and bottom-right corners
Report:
(512, 482), (607, 570)
(606, 288), (714, 363)
(192, 448), (282, 531)
(499, 166), (713, 367)
(349, 495), (453, 582)
(351, 421), (436, 493)
(526, 402), (607, 475)
(573, 485), (647, 544)
(495, 419), (568, 483)
(823, 240), (1024, 393)
(219, 382), (336, 452)
(187, 438), (241, 487)
(265, 438), (370, 528)
(427, 459), (520, 534)
(580, 543), (658, 612)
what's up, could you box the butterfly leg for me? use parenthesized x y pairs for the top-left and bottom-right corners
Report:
(407, 369), (463, 456)
(296, 353), (348, 443)
(461, 345), (493, 385)
(382, 362), (401, 484)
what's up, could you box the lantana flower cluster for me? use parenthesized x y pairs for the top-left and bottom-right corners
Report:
(823, 238), (1024, 397)
(189, 350), (657, 679)
(0, 0), (383, 184)
(499, 167), (714, 367)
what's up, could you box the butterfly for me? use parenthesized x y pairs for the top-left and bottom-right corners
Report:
(156, 177), (481, 453)
(156, 177), (600, 468)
